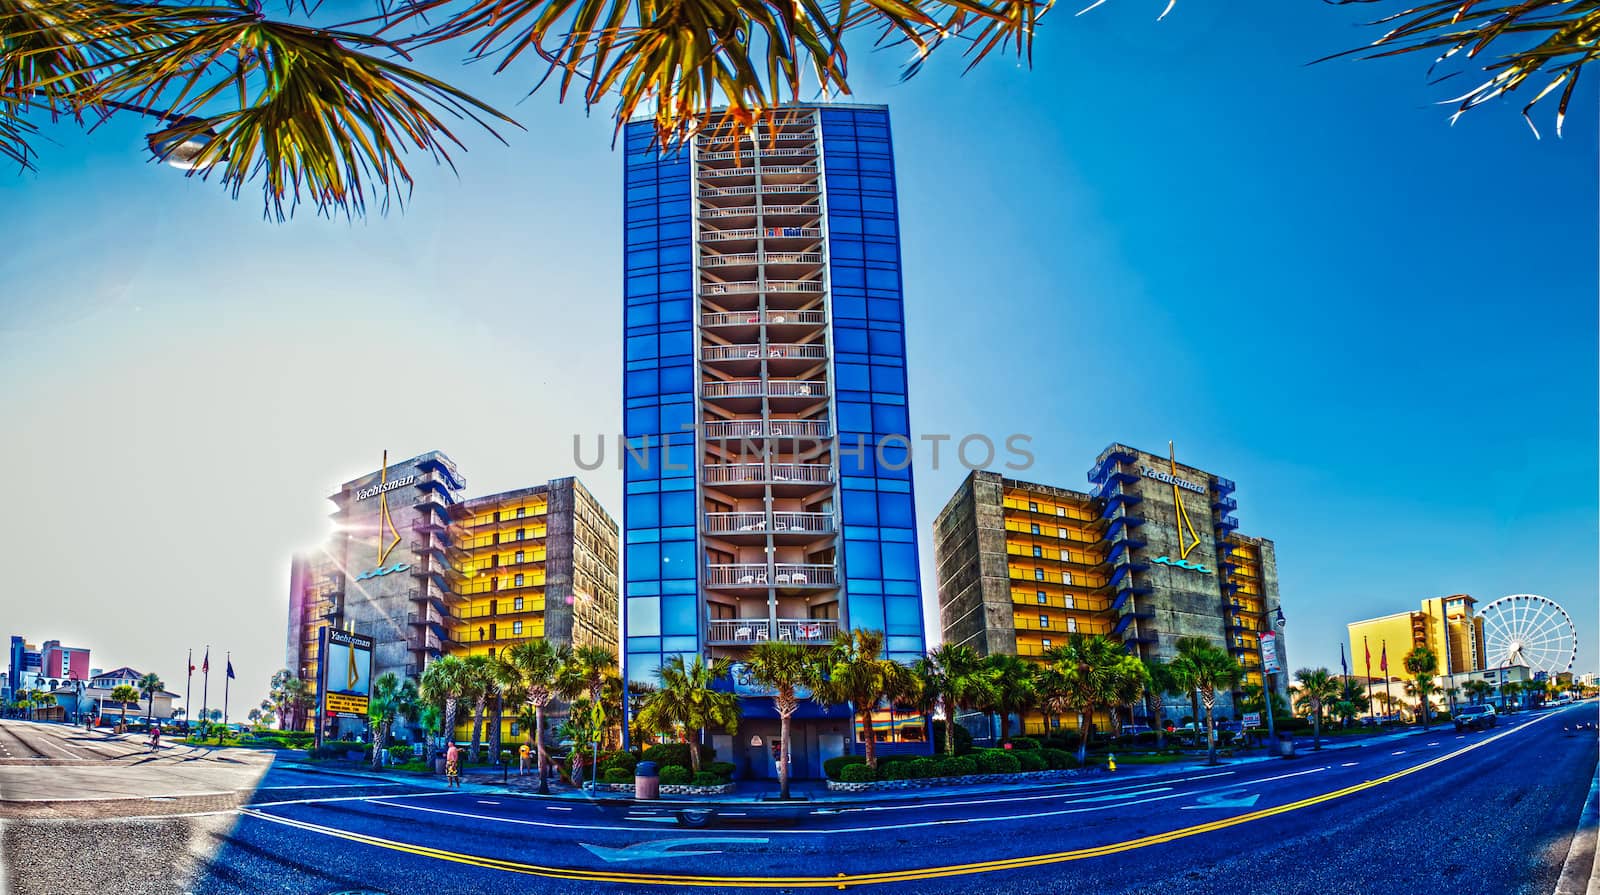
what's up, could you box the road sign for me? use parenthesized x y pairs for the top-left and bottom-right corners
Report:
(1260, 633), (1282, 674)
(1242, 712), (1261, 729)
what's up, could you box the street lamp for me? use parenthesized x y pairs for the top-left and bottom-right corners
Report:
(1262, 607), (1286, 753)
(94, 99), (224, 171)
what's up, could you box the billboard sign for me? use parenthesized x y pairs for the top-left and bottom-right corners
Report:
(1259, 632), (1282, 675)
(319, 628), (373, 719)
(1242, 712), (1261, 729)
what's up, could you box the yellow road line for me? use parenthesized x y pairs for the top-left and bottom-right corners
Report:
(239, 713), (1557, 889)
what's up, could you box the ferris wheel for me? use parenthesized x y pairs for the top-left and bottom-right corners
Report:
(1478, 594), (1578, 676)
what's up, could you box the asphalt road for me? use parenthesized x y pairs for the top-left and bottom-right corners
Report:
(2, 703), (1596, 895)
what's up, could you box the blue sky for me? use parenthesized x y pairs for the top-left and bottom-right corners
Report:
(1, 0), (1593, 702)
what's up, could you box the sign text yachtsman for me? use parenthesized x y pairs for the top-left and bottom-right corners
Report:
(1139, 465), (1206, 494)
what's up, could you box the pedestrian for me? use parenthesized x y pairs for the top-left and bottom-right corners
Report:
(445, 742), (461, 789)
(519, 742), (530, 776)
(149, 723), (162, 753)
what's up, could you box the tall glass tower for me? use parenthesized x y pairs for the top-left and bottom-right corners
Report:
(622, 104), (928, 778)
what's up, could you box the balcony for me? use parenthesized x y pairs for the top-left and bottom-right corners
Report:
(699, 165), (755, 179)
(699, 184), (759, 198)
(409, 558), (449, 579)
(704, 511), (769, 536)
(702, 343), (829, 365)
(408, 609), (447, 630)
(1212, 495), (1238, 512)
(703, 418), (832, 441)
(706, 618), (839, 645)
(704, 511), (834, 539)
(407, 630), (444, 653)
(407, 586), (453, 609)
(701, 310), (827, 330)
(700, 227), (759, 242)
(705, 563), (837, 589)
(757, 203), (822, 219)
(758, 163), (819, 177)
(417, 454), (466, 490)
(702, 379), (827, 405)
(761, 252), (823, 265)
(702, 462), (833, 490)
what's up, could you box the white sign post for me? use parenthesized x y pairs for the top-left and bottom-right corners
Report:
(1260, 633), (1281, 675)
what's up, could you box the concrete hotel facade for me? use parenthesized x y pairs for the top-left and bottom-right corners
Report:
(934, 444), (1289, 735)
(621, 104), (929, 778)
(286, 451), (618, 741)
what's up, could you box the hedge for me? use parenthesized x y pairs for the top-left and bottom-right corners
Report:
(840, 763), (875, 783)
(1040, 748), (1075, 770)
(879, 761), (917, 780)
(707, 761), (737, 780)
(658, 765), (691, 785)
(825, 755), (866, 780)
(599, 751), (638, 777)
(935, 756), (977, 777)
(1015, 751), (1046, 772)
(930, 721), (975, 755)
(975, 750), (1020, 774)
(642, 743), (715, 768)
(692, 771), (724, 786)
(908, 758), (940, 779)
(601, 768), (633, 784)
(1003, 737), (1042, 751)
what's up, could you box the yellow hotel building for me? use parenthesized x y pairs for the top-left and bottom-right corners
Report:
(286, 451), (618, 743)
(1346, 594), (1486, 682)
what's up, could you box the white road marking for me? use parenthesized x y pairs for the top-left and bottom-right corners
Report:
(255, 783), (404, 791)
(581, 837), (770, 863)
(1391, 751), (1406, 755)
(478, 800), (500, 805)
(248, 791), (459, 809)
(844, 771), (1235, 814)
(1341, 762), (1358, 767)
(1427, 742), (1439, 747)
(1065, 787), (1172, 804)
(546, 806), (572, 811)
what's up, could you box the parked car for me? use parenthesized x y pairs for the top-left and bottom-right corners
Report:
(1454, 705), (1497, 732)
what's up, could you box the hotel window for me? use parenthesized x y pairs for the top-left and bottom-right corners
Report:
(494, 511), (501, 522)
(1060, 549), (1071, 561)
(514, 597), (524, 611)
(1063, 571), (1072, 585)
(513, 621), (524, 635)
(515, 550), (525, 563)
(1029, 501), (1037, 512)
(1031, 546), (1042, 558)
(1041, 638), (1052, 650)
(1036, 590), (1047, 604)
(516, 528), (526, 541)
(1056, 507), (1065, 516)
(514, 573), (525, 587)
(1064, 595), (1075, 609)
(1030, 523), (1040, 535)
(1034, 568), (1044, 581)
(1067, 618), (1078, 632)
(491, 554), (500, 568)
(516, 507), (526, 518)
(1057, 528), (1067, 539)
(1038, 615), (1049, 628)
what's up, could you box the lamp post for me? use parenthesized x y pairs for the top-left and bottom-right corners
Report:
(1262, 607), (1286, 753)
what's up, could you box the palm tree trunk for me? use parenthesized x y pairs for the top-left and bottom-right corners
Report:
(861, 711), (878, 768)
(471, 699), (485, 761)
(944, 698), (956, 756)
(444, 697), (458, 750)
(534, 702), (549, 794)
(1190, 691), (1201, 730)
(489, 697), (503, 764)
(1076, 712), (1090, 766)
(691, 729), (704, 773)
(778, 709), (792, 799)
(1204, 694), (1218, 765)
(373, 720), (388, 770)
(1311, 700), (1322, 750)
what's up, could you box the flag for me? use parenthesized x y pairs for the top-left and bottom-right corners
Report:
(189, 661), (196, 673)
(1340, 643), (1349, 678)
(1364, 636), (1371, 672)
(202, 650), (209, 673)
(226, 660), (235, 680)
(1380, 642), (1388, 672)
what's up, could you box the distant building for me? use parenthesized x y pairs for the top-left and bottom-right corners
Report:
(5, 636), (91, 701)
(49, 667), (179, 724)
(1346, 595), (1487, 683)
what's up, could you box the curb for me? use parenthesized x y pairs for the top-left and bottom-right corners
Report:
(1555, 760), (1600, 895)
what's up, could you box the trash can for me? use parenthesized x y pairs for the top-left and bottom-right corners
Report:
(635, 760), (660, 800)
(1276, 735), (1296, 758)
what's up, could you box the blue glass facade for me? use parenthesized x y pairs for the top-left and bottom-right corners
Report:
(621, 105), (928, 760)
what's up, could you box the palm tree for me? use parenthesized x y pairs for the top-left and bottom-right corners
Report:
(1403, 647), (1440, 730)
(812, 629), (918, 770)
(1462, 679), (1495, 705)
(503, 640), (578, 794)
(1111, 660), (1151, 734)
(484, 654), (521, 765)
(1332, 676), (1370, 727)
(367, 672), (419, 770)
(109, 684), (140, 729)
(246, 708), (262, 726)
(913, 644), (992, 756)
(746, 641), (822, 799)
(268, 670), (312, 731)
(1293, 668), (1340, 750)
(418, 655), (470, 753)
(1041, 634), (1145, 766)
(570, 645), (620, 753)
(137, 673), (164, 723)
(1186, 642), (1244, 765)
(460, 654), (497, 762)
(983, 653), (1038, 741)
(1142, 659), (1178, 749)
(1173, 637), (1212, 729)
(1501, 681), (1524, 713)
(636, 654), (741, 773)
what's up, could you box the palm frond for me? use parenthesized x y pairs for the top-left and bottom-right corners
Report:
(1325, 0), (1600, 135)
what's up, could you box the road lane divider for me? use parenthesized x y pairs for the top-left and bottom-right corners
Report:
(236, 710), (1565, 889)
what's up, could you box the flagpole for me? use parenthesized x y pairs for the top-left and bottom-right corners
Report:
(200, 645), (211, 732)
(1364, 636), (1375, 724)
(184, 648), (194, 735)
(223, 651), (231, 727)
(1382, 639), (1394, 726)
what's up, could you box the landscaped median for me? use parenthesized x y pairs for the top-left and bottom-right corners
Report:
(824, 740), (1090, 792)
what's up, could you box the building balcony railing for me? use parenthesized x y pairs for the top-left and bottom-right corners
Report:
(706, 563), (838, 588)
(701, 280), (823, 297)
(408, 585), (455, 607)
(699, 165), (755, 178)
(763, 252), (824, 265)
(408, 609), (447, 630)
(701, 227), (759, 242)
(702, 462), (833, 487)
(703, 419), (832, 440)
(706, 617), (839, 645)
(702, 343), (829, 363)
(704, 511), (834, 536)
(702, 380), (826, 400)
(455, 603), (546, 620)
(700, 313), (825, 331)
(701, 252), (759, 267)
(409, 558), (449, 578)
(699, 184), (759, 197)
(758, 164), (819, 176)
(407, 630), (444, 653)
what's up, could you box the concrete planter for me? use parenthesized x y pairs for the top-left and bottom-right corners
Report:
(826, 768), (1087, 793)
(595, 782), (738, 796)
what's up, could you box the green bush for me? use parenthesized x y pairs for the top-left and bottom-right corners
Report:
(934, 756), (977, 777)
(975, 750), (1021, 774)
(389, 745), (414, 763)
(908, 758), (939, 779)
(1015, 750), (1047, 772)
(1003, 736), (1042, 751)
(825, 755), (866, 779)
(930, 720), (975, 755)
(601, 768), (633, 785)
(1039, 748), (1075, 770)
(598, 750), (638, 776)
(879, 760), (917, 780)
(839, 763), (876, 783)
(706, 761), (736, 781)
(642, 743), (714, 769)
(658, 765), (691, 785)
(691, 771), (724, 787)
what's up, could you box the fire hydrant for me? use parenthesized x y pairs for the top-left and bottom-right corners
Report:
(1108, 753), (1117, 772)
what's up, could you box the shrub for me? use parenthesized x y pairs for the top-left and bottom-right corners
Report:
(389, 745), (414, 763)
(642, 743), (715, 769)
(934, 756), (977, 777)
(1040, 748), (1075, 770)
(706, 761), (737, 781)
(1003, 736), (1042, 751)
(691, 771), (723, 787)
(824, 755), (866, 780)
(908, 758), (939, 779)
(599, 751), (638, 776)
(930, 720), (975, 755)
(839, 763), (876, 783)
(975, 750), (1020, 774)
(499, 750), (513, 765)
(658, 765), (691, 785)
(879, 760), (917, 780)
(1015, 751), (1046, 772)
(602, 768), (633, 785)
